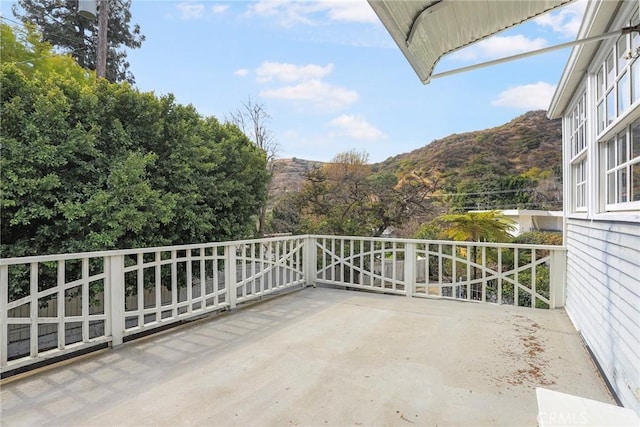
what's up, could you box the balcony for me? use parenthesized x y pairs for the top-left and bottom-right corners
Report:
(0, 235), (616, 425)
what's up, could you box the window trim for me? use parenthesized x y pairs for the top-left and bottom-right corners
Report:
(566, 90), (588, 214)
(599, 118), (640, 212)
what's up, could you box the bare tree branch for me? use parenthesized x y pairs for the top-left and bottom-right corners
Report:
(228, 97), (280, 236)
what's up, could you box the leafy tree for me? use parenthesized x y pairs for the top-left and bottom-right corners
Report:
(1, 26), (268, 260)
(416, 211), (515, 281)
(83, 151), (176, 249)
(430, 211), (515, 243)
(265, 193), (303, 235)
(296, 150), (376, 236)
(1, 22), (91, 82)
(12, 0), (144, 83)
(291, 150), (439, 236)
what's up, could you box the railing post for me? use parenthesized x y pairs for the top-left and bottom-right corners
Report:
(107, 255), (125, 347)
(304, 236), (317, 288)
(549, 248), (567, 309)
(225, 245), (237, 309)
(404, 242), (415, 298)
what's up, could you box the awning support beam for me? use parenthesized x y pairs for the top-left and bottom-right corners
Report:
(430, 25), (640, 82)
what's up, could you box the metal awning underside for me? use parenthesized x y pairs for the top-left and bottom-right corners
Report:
(368, 0), (574, 84)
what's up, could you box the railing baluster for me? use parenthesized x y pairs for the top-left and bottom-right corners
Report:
(30, 263), (38, 357)
(531, 250), (537, 308)
(137, 253), (144, 328)
(82, 258), (89, 343)
(498, 249), (503, 305)
(0, 265), (8, 367)
(466, 244), (471, 301)
(108, 255), (125, 347)
(57, 260), (65, 350)
(186, 249), (193, 314)
(154, 252), (161, 322)
(171, 251), (177, 318)
(392, 242), (397, 290)
(452, 244), (457, 298)
(550, 248), (566, 308)
(226, 245), (237, 310)
(438, 244), (443, 289)
(405, 243), (415, 298)
(514, 249), (519, 307)
(261, 242), (267, 292)
(481, 246), (487, 303)
(199, 248), (206, 308)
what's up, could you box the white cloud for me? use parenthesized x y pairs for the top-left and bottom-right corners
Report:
(260, 79), (358, 110)
(176, 3), (206, 20)
(256, 62), (334, 83)
(535, 0), (587, 38)
(492, 82), (557, 109)
(451, 35), (548, 61)
(234, 68), (250, 77)
(246, 0), (378, 26)
(329, 115), (385, 141)
(315, 0), (379, 24)
(211, 4), (229, 14)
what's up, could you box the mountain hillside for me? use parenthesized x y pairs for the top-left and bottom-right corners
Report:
(373, 110), (561, 178)
(269, 110), (562, 209)
(268, 158), (323, 209)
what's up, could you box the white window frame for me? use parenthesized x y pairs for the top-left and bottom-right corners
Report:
(594, 8), (640, 135)
(567, 91), (588, 213)
(591, 6), (640, 214)
(601, 119), (640, 211)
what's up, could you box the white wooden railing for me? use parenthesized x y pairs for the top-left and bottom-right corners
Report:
(0, 235), (566, 375)
(312, 236), (566, 308)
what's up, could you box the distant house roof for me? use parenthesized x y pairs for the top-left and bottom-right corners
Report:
(548, 1), (622, 118)
(368, 0), (572, 84)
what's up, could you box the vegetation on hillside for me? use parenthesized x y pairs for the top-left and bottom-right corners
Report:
(1, 24), (269, 257)
(266, 150), (440, 236)
(375, 110), (562, 213)
(267, 112), (562, 238)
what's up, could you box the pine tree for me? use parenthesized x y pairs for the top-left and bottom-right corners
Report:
(13, 0), (144, 83)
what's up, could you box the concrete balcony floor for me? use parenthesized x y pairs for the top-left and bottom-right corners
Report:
(1, 286), (613, 426)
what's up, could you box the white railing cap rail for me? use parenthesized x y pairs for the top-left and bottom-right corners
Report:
(0, 234), (566, 266)
(0, 235), (309, 266)
(309, 235), (566, 252)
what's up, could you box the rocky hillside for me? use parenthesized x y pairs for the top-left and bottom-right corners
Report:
(373, 110), (561, 178)
(268, 158), (323, 208)
(269, 110), (562, 207)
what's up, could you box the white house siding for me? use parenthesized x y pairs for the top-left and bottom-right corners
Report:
(565, 218), (640, 413)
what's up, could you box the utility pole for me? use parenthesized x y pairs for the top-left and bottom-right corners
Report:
(96, 0), (109, 79)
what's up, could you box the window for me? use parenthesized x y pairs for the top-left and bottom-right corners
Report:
(602, 120), (640, 209)
(595, 12), (640, 135)
(593, 8), (640, 212)
(569, 92), (587, 212)
(573, 158), (587, 210)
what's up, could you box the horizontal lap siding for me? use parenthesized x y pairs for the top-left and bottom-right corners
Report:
(565, 219), (640, 414)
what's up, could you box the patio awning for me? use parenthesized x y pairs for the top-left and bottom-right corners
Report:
(368, 0), (574, 84)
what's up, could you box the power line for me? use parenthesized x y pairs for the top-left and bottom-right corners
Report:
(454, 201), (563, 211)
(429, 187), (552, 198)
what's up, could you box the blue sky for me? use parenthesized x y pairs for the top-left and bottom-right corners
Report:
(2, 0), (587, 162)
